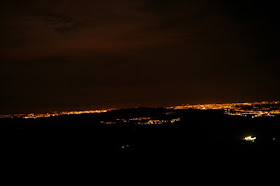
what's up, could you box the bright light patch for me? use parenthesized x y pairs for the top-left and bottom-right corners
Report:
(244, 136), (256, 142)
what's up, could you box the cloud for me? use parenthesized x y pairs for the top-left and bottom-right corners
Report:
(42, 13), (82, 35)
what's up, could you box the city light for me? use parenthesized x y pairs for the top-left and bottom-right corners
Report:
(244, 136), (256, 142)
(100, 117), (181, 125)
(1, 101), (279, 120)
(167, 101), (280, 118)
(0, 109), (111, 119)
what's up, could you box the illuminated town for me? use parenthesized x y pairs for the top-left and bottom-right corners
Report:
(0, 109), (110, 119)
(100, 117), (181, 125)
(168, 101), (280, 118)
(0, 101), (280, 120)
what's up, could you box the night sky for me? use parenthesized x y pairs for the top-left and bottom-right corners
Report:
(1, 0), (280, 114)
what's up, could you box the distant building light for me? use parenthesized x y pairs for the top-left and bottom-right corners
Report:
(244, 136), (256, 142)
(121, 145), (130, 149)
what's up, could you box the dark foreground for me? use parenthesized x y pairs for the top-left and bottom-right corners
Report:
(1, 108), (280, 162)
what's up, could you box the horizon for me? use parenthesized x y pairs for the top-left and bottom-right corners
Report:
(1, 96), (279, 115)
(1, 100), (279, 118)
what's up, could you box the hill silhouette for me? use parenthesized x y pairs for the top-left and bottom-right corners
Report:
(1, 107), (280, 160)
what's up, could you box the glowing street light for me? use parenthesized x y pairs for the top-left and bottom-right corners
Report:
(244, 136), (256, 142)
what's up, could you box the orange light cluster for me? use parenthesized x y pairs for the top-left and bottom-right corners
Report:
(101, 117), (181, 125)
(167, 101), (280, 118)
(0, 109), (111, 119)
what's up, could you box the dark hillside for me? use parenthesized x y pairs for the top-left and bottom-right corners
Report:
(1, 108), (280, 161)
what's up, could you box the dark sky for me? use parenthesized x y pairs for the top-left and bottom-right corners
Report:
(1, 0), (280, 114)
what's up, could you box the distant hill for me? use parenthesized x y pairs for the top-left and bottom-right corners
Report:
(1, 107), (280, 158)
